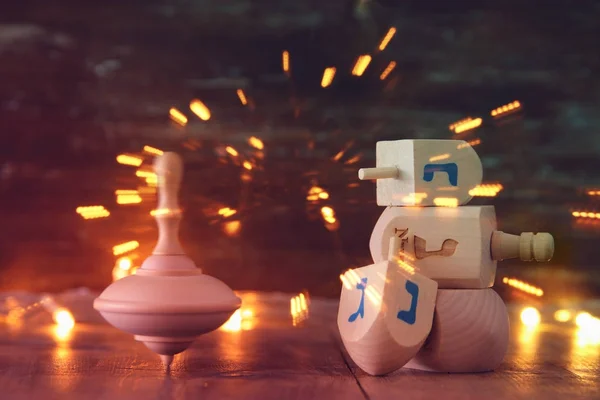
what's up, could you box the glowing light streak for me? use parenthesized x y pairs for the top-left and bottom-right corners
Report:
(321, 67), (336, 88)
(116, 154), (143, 167)
(379, 61), (396, 80)
(236, 89), (248, 105)
(491, 101), (521, 117)
(454, 118), (482, 134)
(190, 99), (211, 121)
(169, 107), (187, 126)
(352, 55), (372, 76)
(502, 277), (544, 297)
(378, 27), (397, 51)
(112, 241), (139, 256)
(143, 146), (163, 156)
(248, 136), (264, 150)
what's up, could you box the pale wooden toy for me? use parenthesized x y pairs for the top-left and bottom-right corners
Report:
(338, 236), (438, 375)
(358, 139), (483, 207)
(94, 152), (241, 370)
(405, 288), (509, 373)
(369, 206), (555, 289)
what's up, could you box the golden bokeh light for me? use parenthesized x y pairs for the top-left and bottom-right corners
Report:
(143, 146), (163, 156)
(220, 308), (255, 332)
(433, 197), (459, 208)
(321, 67), (336, 88)
(352, 55), (372, 76)
(491, 101), (521, 117)
(469, 183), (504, 197)
(502, 277), (544, 297)
(190, 99), (211, 121)
(116, 154), (143, 167)
(282, 50), (290, 74)
(453, 118), (482, 134)
(236, 89), (248, 105)
(554, 309), (572, 323)
(520, 307), (541, 328)
(169, 107), (188, 126)
(248, 136), (264, 150)
(76, 205), (110, 220)
(378, 27), (397, 51)
(379, 61), (396, 80)
(112, 240), (139, 256)
(225, 146), (239, 157)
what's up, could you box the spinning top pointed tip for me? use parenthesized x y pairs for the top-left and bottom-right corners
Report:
(160, 354), (174, 372)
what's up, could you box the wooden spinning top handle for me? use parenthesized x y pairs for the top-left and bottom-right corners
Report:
(152, 152), (185, 255)
(491, 231), (554, 262)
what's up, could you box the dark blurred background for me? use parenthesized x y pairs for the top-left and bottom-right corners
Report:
(0, 0), (598, 300)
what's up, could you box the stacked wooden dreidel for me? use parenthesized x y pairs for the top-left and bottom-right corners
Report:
(94, 152), (241, 370)
(338, 139), (554, 374)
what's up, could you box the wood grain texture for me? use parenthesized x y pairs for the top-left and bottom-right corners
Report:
(405, 288), (509, 372)
(370, 205), (498, 289)
(1, 292), (599, 399)
(366, 139), (483, 206)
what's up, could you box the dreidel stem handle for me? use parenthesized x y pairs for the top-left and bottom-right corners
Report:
(358, 167), (400, 180)
(491, 231), (554, 262)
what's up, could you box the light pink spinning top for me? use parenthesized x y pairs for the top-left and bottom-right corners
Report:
(94, 152), (241, 370)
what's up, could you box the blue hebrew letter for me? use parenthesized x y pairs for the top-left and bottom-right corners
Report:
(397, 280), (419, 325)
(423, 163), (458, 186)
(348, 277), (368, 323)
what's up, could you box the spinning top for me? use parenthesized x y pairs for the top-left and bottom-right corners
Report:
(94, 152), (241, 370)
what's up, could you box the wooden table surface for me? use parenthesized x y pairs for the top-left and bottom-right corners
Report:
(0, 291), (599, 400)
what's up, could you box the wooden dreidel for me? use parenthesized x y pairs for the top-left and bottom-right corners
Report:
(94, 152), (241, 371)
(405, 288), (510, 373)
(369, 206), (555, 289)
(358, 139), (483, 207)
(338, 236), (438, 375)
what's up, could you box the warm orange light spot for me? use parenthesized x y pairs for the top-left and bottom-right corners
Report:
(344, 153), (363, 165)
(282, 50), (290, 74)
(218, 207), (237, 218)
(116, 154), (143, 167)
(491, 101), (522, 117)
(318, 192), (329, 200)
(243, 161), (253, 170)
(220, 308), (255, 332)
(116, 194), (142, 204)
(380, 61), (396, 80)
(433, 197), (459, 207)
(248, 136), (264, 150)
(429, 153), (450, 162)
(112, 241), (139, 256)
(117, 257), (132, 271)
(554, 309), (572, 322)
(469, 183), (504, 197)
(190, 99), (211, 121)
(520, 307), (541, 327)
(378, 27), (397, 51)
(225, 146), (239, 157)
(503, 277), (544, 296)
(454, 118), (482, 134)
(352, 55), (372, 76)
(223, 220), (241, 237)
(76, 205), (110, 219)
(143, 146), (163, 156)
(236, 89), (248, 105)
(321, 67), (336, 88)
(169, 107), (188, 126)
(320, 206), (337, 224)
(53, 309), (75, 330)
